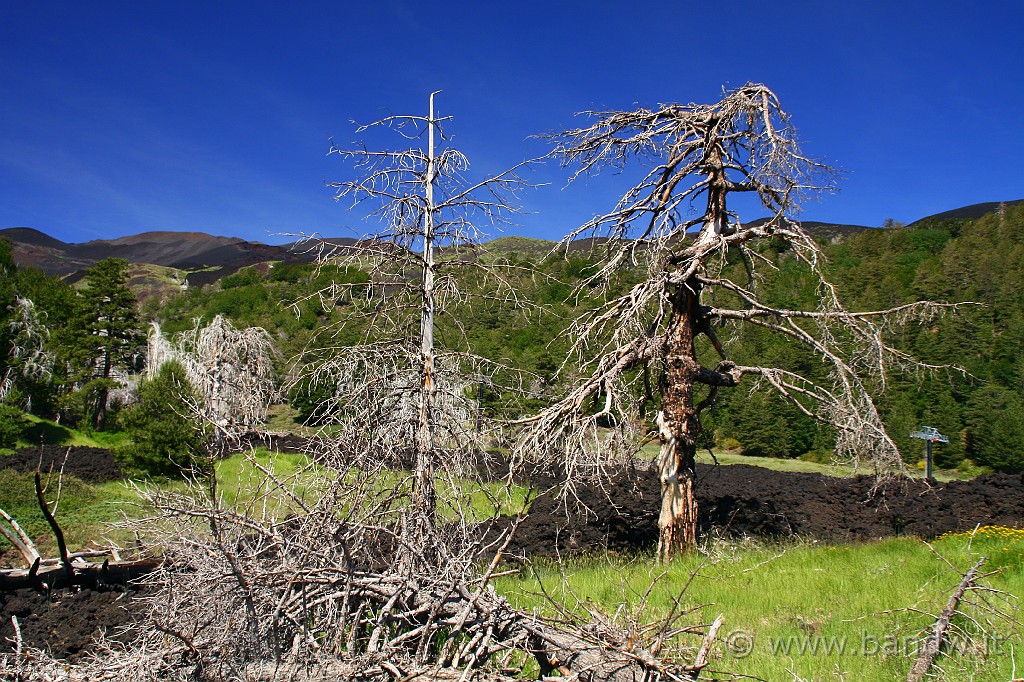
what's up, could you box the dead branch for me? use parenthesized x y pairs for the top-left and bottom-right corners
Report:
(34, 471), (73, 584)
(681, 613), (723, 680)
(907, 557), (986, 682)
(0, 507), (40, 567)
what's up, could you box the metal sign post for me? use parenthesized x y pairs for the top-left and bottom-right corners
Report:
(910, 426), (949, 479)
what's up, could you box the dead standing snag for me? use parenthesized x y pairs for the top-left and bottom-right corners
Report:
(522, 83), (954, 561)
(294, 92), (538, 553)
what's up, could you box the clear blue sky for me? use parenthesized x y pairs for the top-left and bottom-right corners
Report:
(1, 1), (1021, 245)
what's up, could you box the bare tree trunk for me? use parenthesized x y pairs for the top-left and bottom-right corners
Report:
(320, 92), (533, 548)
(656, 282), (701, 562)
(414, 92), (439, 532)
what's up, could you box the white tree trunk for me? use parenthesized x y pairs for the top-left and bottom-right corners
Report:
(414, 92), (439, 527)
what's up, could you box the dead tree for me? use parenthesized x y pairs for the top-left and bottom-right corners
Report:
(149, 316), (279, 442)
(293, 92), (536, 549)
(521, 83), (959, 562)
(0, 296), (51, 408)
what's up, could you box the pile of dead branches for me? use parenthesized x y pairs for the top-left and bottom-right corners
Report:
(0, 448), (721, 681)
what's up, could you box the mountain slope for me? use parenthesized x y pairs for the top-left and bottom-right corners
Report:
(0, 229), (310, 283)
(909, 199), (1024, 226)
(3, 199), (1019, 282)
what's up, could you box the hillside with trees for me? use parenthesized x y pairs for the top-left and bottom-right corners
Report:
(1, 202), (1023, 476)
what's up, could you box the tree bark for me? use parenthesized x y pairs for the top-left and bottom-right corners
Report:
(656, 281), (702, 562)
(94, 345), (112, 430)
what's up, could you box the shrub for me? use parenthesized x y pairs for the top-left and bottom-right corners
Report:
(57, 378), (121, 431)
(797, 449), (832, 464)
(288, 377), (336, 425)
(718, 437), (742, 452)
(0, 404), (29, 449)
(116, 361), (207, 477)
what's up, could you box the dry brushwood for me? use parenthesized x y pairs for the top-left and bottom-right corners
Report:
(0, 448), (725, 680)
(519, 83), (967, 561)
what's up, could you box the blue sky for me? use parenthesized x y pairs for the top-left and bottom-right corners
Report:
(1, 1), (1021, 245)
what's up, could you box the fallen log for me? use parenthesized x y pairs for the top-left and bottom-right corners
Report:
(906, 557), (986, 682)
(0, 557), (161, 591)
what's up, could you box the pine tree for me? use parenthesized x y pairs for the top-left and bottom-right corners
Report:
(77, 258), (142, 429)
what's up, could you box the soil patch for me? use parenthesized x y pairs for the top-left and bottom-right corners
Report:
(500, 463), (1024, 556)
(1, 445), (122, 483)
(0, 585), (149, 660)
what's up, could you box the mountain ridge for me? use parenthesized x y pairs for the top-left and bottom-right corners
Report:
(3, 199), (1017, 284)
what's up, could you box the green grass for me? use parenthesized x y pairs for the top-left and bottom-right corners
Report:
(0, 469), (143, 556)
(638, 442), (972, 481)
(213, 448), (529, 522)
(264, 403), (310, 434)
(1, 448), (530, 562)
(9, 436), (1010, 680)
(496, 532), (1024, 681)
(15, 414), (131, 449)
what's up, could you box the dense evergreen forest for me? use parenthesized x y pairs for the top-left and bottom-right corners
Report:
(1, 202), (1022, 473)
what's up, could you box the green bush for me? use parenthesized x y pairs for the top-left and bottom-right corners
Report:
(718, 436), (742, 452)
(116, 361), (208, 477)
(797, 449), (833, 464)
(57, 378), (121, 431)
(0, 404), (30, 449)
(288, 376), (336, 425)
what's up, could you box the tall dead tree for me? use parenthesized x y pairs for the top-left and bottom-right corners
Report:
(522, 83), (957, 562)
(294, 92), (534, 548)
(149, 316), (278, 441)
(0, 297), (51, 408)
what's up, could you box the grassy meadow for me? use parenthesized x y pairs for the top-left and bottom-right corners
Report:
(0, 447), (529, 557)
(498, 530), (1024, 680)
